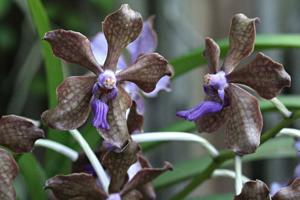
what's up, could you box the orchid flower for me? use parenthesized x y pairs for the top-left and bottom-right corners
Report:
(91, 16), (173, 118)
(0, 115), (44, 199)
(235, 178), (300, 200)
(177, 14), (291, 155)
(41, 4), (173, 148)
(47, 140), (172, 200)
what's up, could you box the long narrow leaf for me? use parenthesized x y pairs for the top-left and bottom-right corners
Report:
(27, 0), (72, 176)
(18, 154), (47, 200)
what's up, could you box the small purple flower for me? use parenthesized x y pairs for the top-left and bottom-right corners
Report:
(177, 14), (291, 155)
(41, 4), (173, 148)
(91, 16), (173, 118)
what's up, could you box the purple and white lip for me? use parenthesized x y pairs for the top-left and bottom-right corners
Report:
(98, 70), (117, 90)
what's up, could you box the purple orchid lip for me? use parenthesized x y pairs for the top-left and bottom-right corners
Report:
(91, 70), (119, 130)
(177, 71), (228, 122)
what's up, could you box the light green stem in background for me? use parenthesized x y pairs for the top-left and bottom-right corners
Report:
(132, 132), (219, 157)
(270, 97), (292, 118)
(234, 155), (243, 195)
(212, 169), (249, 183)
(35, 139), (79, 161)
(69, 129), (110, 192)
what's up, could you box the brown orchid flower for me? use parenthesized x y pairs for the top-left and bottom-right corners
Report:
(177, 14), (291, 155)
(0, 115), (44, 200)
(41, 4), (173, 149)
(47, 140), (172, 200)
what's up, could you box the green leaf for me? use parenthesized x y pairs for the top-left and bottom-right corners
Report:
(187, 193), (233, 200)
(27, 0), (72, 176)
(18, 154), (47, 200)
(154, 137), (295, 190)
(171, 34), (300, 78)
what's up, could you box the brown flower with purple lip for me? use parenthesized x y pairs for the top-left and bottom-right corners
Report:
(177, 14), (291, 155)
(47, 140), (172, 200)
(0, 115), (44, 199)
(41, 4), (173, 148)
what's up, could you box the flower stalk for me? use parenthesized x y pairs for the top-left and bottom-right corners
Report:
(35, 139), (79, 161)
(69, 129), (110, 192)
(132, 132), (219, 157)
(270, 97), (292, 118)
(212, 169), (250, 183)
(234, 155), (243, 195)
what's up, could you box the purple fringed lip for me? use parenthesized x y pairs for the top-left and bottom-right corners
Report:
(177, 71), (228, 121)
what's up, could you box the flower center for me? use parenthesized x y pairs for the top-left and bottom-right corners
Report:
(98, 70), (117, 90)
(204, 71), (228, 90)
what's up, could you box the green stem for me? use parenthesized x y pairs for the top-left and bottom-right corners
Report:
(170, 110), (300, 200)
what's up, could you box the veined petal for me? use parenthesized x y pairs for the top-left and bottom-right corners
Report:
(91, 32), (127, 69)
(127, 101), (144, 134)
(195, 107), (228, 133)
(102, 140), (140, 193)
(121, 162), (172, 197)
(227, 53), (291, 99)
(0, 149), (18, 200)
(203, 37), (220, 73)
(103, 4), (143, 71)
(234, 180), (271, 200)
(225, 84), (263, 155)
(273, 178), (300, 200)
(0, 115), (44, 153)
(116, 53), (173, 93)
(122, 190), (143, 200)
(44, 29), (102, 74)
(45, 173), (107, 200)
(99, 86), (132, 148)
(127, 16), (158, 63)
(41, 76), (96, 130)
(222, 14), (259, 73)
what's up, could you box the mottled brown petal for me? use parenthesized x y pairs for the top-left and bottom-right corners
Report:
(234, 180), (271, 200)
(127, 101), (144, 134)
(227, 53), (291, 100)
(195, 106), (228, 133)
(123, 190), (143, 200)
(45, 173), (107, 200)
(41, 76), (95, 130)
(102, 140), (140, 193)
(223, 14), (259, 73)
(116, 53), (173, 93)
(136, 154), (156, 200)
(99, 86), (132, 148)
(103, 4), (143, 71)
(44, 29), (102, 74)
(121, 162), (172, 197)
(0, 149), (18, 200)
(0, 115), (44, 153)
(203, 37), (221, 73)
(225, 84), (263, 155)
(273, 178), (300, 200)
